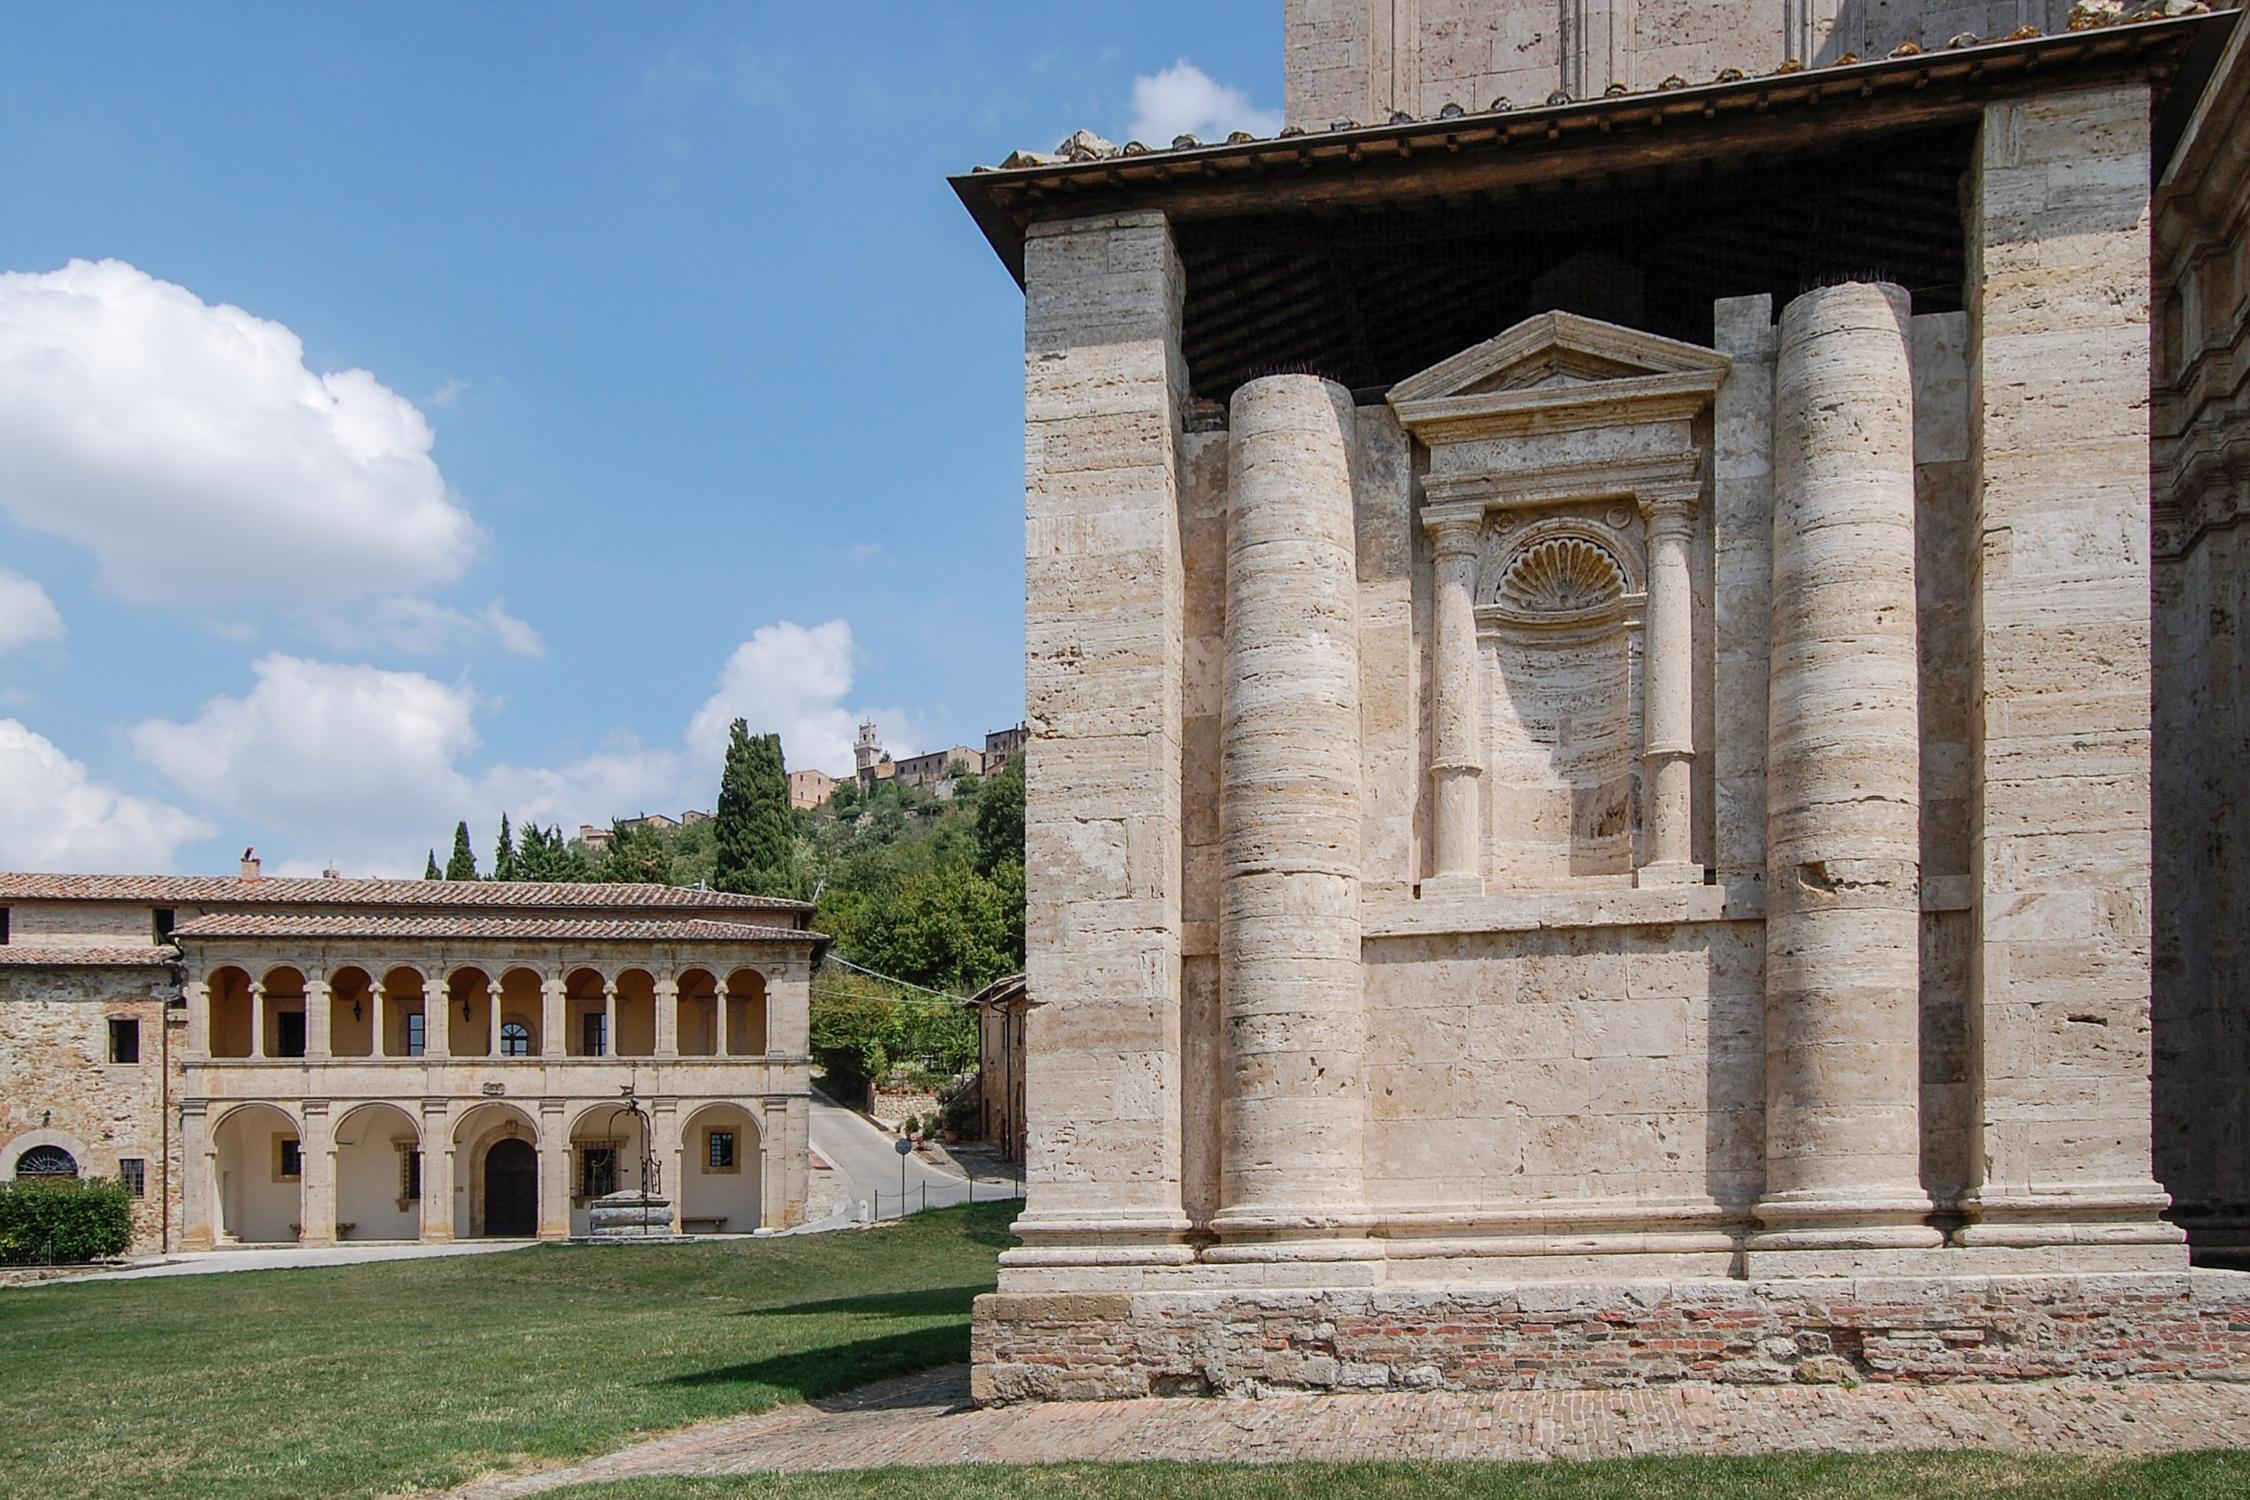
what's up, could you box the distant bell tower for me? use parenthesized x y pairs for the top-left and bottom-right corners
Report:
(855, 719), (884, 791)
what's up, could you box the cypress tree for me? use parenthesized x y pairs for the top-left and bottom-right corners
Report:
(446, 820), (479, 881)
(750, 732), (797, 896)
(424, 849), (441, 880)
(712, 718), (761, 895)
(494, 813), (519, 881)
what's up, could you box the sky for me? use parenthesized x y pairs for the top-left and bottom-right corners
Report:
(0, 3), (1279, 878)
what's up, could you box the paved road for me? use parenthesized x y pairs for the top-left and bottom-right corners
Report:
(21, 1237), (535, 1286)
(453, 1365), (2250, 1494)
(802, 1091), (1016, 1226)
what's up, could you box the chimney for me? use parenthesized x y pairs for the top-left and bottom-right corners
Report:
(321, 865), (341, 880)
(240, 847), (262, 881)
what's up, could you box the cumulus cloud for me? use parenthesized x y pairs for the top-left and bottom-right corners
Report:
(1127, 59), (1282, 145)
(0, 259), (480, 605)
(311, 596), (545, 658)
(126, 620), (915, 876)
(0, 568), (63, 653)
(0, 719), (213, 872)
(686, 619), (917, 777)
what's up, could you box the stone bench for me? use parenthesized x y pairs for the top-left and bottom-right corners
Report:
(681, 1215), (728, 1234)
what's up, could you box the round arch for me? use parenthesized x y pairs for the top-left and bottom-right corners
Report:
(206, 964), (255, 1058)
(564, 966), (609, 1057)
(212, 1102), (302, 1245)
(2, 1128), (93, 1180)
(677, 1102), (764, 1234)
(452, 1102), (541, 1240)
(720, 968), (769, 1056)
(498, 967), (545, 1056)
(332, 1103), (421, 1242)
(446, 966), (496, 1058)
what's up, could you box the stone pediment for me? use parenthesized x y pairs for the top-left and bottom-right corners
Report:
(1388, 312), (1729, 443)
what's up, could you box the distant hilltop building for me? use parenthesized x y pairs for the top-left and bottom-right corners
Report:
(786, 769), (837, 811)
(839, 719), (1025, 803)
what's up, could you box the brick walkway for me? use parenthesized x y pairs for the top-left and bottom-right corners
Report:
(453, 1367), (2250, 1495)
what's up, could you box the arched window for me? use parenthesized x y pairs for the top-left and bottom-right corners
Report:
(14, 1146), (78, 1179)
(500, 1020), (531, 1057)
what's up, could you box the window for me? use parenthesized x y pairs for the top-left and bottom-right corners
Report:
(406, 1012), (426, 1057)
(14, 1145), (77, 1179)
(399, 1147), (422, 1201)
(108, 1017), (141, 1064)
(706, 1130), (737, 1171)
(580, 1145), (617, 1199)
(581, 1012), (606, 1056)
(0, 907), (9, 944)
(152, 908), (176, 944)
(500, 1020), (531, 1057)
(119, 1158), (146, 1198)
(277, 1139), (302, 1181)
(275, 1011), (307, 1059)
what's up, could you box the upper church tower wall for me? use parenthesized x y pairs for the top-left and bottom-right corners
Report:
(1284, 0), (2094, 128)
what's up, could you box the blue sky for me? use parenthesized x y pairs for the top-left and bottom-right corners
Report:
(0, 4), (1278, 877)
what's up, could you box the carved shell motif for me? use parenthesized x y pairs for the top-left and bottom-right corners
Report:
(1496, 535), (1628, 618)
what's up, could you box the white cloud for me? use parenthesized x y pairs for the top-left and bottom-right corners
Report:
(427, 376), (469, 409)
(0, 568), (63, 653)
(686, 619), (917, 779)
(1127, 60), (1282, 146)
(0, 719), (212, 872)
(126, 620), (916, 876)
(0, 259), (480, 605)
(311, 596), (544, 658)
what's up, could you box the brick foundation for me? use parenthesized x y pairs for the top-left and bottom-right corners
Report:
(971, 1271), (2250, 1402)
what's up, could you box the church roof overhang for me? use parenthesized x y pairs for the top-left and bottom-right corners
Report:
(951, 11), (2237, 286)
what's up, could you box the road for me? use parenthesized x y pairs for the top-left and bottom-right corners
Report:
(803, 1090), (1014, 1225)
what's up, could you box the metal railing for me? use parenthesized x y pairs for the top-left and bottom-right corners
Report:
(866, 1174), (1025, 1221)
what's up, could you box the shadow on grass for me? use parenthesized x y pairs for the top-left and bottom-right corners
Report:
(736, 1285), (991, 1320)
(659, 1329), (973, 1408)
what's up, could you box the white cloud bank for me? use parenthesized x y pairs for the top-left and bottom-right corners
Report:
(1127, 60), (1282, 145)
(117, 621), (916, 877)
(0, 259), (480, 605)
(0, 568), (63, 653)
(0, 720), (212, 873)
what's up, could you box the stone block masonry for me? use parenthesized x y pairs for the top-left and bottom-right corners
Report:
(975, 1273), (2250, 1401)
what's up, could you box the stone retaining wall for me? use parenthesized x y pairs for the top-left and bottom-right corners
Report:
(972, 1272), (2250, 1402)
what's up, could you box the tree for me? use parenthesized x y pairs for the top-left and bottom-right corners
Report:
(424, 850), (441, 881)
(445, 821), (479, 881)
(712, 719), (762, 895)
(749, 733), (798, 897)
(601, 819), (671, 884)
(808, 971), (897, 1097)
(493, 813), (519, 882)
(974, 753), (1025, 878)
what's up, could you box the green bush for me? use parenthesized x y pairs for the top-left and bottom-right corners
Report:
(0, 1177), (134, 1264)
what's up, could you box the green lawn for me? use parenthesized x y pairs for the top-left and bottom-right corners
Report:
(556, 1453), (2250, 1500)
(0, 1203), (1015, 1500)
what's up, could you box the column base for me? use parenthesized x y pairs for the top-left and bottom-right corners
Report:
(1954, 1185), (2190, 1270)
(1635, 861), (1706, 888)
(1746, 1189), (1941, 1274)
(1420, 872), (1485, 901)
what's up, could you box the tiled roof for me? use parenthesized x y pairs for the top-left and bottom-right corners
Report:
(168, 913), (821, 945)
(0, 873), (811, 915)
(0, 944), (178, 967)
(977, 5), (2211, 173)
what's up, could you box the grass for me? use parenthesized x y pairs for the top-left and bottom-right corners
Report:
(0, 1202), (1015, 1500)
(551, 1453), (2250, 1500)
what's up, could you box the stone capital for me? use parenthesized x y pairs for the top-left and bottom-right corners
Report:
(1637, 484), (1702, 527)
(1422, 510), (1485, 558)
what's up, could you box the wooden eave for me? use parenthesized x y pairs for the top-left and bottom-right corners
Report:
(951, 12), (2237, 287)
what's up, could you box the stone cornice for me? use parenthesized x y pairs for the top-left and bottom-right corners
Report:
(1392, 369), (1725, 445)
(1422, 451), (1706, 515)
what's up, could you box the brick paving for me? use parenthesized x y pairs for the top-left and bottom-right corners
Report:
(453, 1367), (2250, 1496)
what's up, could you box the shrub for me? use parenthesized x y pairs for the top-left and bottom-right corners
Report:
(0, 1177), (134, 1264)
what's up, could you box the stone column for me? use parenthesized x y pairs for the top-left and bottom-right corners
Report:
(538, 1101), (570, 1240)
(601, 986), (617, 1057)
(1010, 209), (1193, 1272)
(1958, 86), (2185, 1265)
(1638, 484), (1703, 885)
(247, 980), (266, 1060)
(299, 1102), (335, 1248)
(655, 975), (679, 1059)
(1423, 511), (1486, 899)
(651, 1100), (680, 1231)
(305, 975), (332, 1060)
(180, 1100), (214, 1250)
(1751, 281), (1939, 1267)
(541, 976), (566, 1058)
(426, 974), (450, 1060)
(185, 979), (209, 1058)
(419, 1100), (453, 1243)
(1208, 374), (1374, 1260)
(370, 973), (389, 1059)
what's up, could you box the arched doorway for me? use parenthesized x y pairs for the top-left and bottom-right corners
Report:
(212, 1103), (302, 1244)
(678, 1103), (762, 1234)
(334, 1103), (420, 1241)
(484, 1139), (537, 1238)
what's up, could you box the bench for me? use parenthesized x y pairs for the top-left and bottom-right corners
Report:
(681, 1215), (729, 1235)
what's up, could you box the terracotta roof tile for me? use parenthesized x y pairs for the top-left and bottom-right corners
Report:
(0, 873), (810, 915)
(0, 944), (178, 967)
(168, 913), (821, 945)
